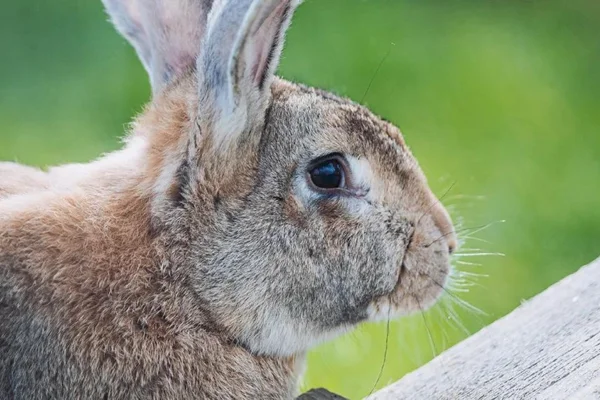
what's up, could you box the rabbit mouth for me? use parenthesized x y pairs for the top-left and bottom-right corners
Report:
(366, 250), (450, 322)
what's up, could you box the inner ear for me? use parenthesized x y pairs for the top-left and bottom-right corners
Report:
(196, 0), (300, 148)
(244, 0), (292, 89)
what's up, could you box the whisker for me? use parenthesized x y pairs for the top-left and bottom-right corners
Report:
(361, 43), (395, 103)
(416, 298), (438, 358)
(454, 260), (483, 266)
(443, 194), (487, 202)
(453, 270), (489, 279)
(461, 220), (506, 237)
(423, 222), (493, 248)
(422, 230), (457, 248)
(445, 287), (470, 293)
(444, 303), (472, 337)
(454, 252), (505, 257)
(458, 236), (492, 245)
(448, 276), (464, 282)
(445, 288), (487, 316)
(432, 305), (450, 352)
(448, 279), (479, 289)
(447, 275), (475, 285)
(367, 302), (391, 396)
(447, 285), (475, 293)
(424, 272), (488, 316)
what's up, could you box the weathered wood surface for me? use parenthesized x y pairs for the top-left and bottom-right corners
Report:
(368, 257), (600, 400)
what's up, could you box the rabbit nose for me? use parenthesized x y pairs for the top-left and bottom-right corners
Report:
(448, 237), (457, 255)
(431, 202), (457, 255)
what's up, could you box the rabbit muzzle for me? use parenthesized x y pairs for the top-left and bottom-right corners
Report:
(367, 202), (456, 321)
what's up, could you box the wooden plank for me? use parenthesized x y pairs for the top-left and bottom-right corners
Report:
(368, 257), (600, 400)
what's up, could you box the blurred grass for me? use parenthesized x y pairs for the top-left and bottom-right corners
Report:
(1, 0), (599, 398)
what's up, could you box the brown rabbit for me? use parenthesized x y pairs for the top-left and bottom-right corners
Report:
(0, 0), (457, 399)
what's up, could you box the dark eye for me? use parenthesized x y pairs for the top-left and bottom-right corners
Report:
(309, 157), (345, 190)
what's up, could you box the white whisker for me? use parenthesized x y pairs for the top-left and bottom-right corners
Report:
(454, 260), (482, 266)
(444, 194), (487, 202)
(460, 220), (505, 237)
(454, 252), (505, 257)
(443, 302), (471, 337)
(448, 280), (478, 289)
(446, 287), (470, 293)
(458, 236), (492, 244)
(454, 270), (489, 279)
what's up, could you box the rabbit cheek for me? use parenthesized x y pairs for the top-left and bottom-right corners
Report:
(301, 213), (405, 329)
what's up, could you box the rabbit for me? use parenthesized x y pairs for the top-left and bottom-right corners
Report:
(0, 0), (458, 399)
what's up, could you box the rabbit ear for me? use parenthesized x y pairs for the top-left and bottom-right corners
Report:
(102, 0), (212, 92)
(197, 0), (300, 148)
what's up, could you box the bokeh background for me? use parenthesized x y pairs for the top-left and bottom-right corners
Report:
(1, 0), (599, 398)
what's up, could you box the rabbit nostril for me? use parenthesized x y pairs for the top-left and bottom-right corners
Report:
(448, 237), (458, 255)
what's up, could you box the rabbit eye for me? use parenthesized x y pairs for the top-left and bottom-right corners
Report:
(308, 156), (346, 190)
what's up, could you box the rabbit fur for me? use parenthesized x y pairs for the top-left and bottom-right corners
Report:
(0, 0), (457, 398)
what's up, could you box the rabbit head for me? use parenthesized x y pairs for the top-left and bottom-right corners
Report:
(104, 0), (456, 357)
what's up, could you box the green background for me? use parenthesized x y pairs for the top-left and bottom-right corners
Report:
(1, 0), (598, 398)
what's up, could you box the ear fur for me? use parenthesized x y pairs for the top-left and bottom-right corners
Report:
(102, 0), (213, 92)
(197, 0), (301, 148)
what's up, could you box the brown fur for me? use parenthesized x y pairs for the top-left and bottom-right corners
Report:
(0, 163), (49, 198)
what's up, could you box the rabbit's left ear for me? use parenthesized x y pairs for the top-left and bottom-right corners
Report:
(102, 0), (212, 92)
(197, 0), (301, 148)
